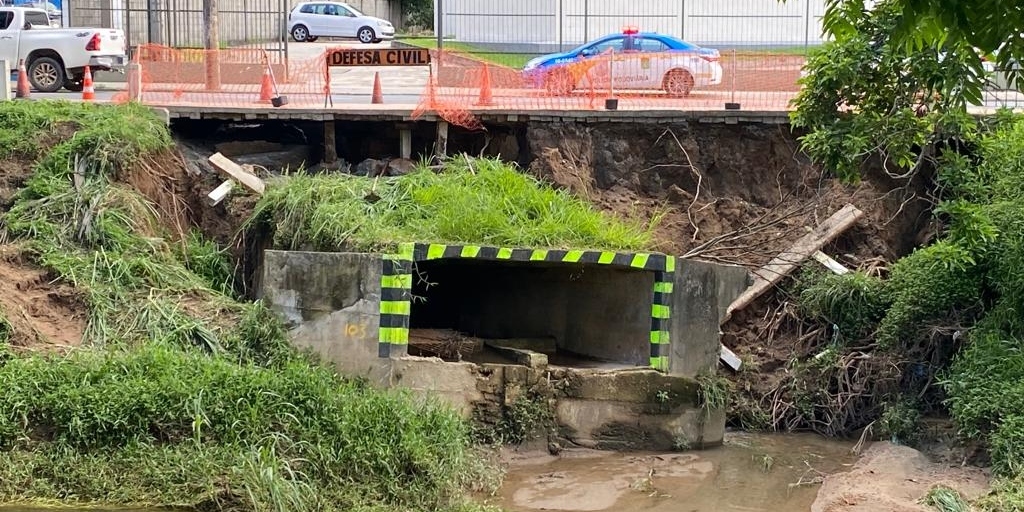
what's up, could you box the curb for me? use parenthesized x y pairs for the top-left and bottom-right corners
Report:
(8, 80), (125, 92)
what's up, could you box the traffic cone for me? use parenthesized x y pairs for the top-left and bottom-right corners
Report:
(371, 71), (383, 104)
(81, 65), (95, 101)
(476, 64), (494, 106)
(258, 66), (273, 103)
(15, 59), (30, 99)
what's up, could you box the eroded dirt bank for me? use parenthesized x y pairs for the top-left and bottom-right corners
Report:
(811, 442), (989, 512)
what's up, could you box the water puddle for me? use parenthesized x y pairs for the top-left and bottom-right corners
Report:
(491, 431), (859, 512)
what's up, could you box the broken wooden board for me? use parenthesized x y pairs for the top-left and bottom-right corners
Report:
(721, 203), (864, 326)
(720, 344), (743, 372)
(812, 250), (851, 275)
(207, 180), (234, 206)
(208, 152), (266, 195)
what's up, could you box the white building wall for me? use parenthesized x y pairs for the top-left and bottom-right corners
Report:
(437, 0), (828, 47)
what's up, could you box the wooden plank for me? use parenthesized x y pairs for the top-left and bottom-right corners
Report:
(721, 203), (864, 325)
(208, 152), (266, 195)
(207, 180), (233, 206)
(812, 250), (851, 275)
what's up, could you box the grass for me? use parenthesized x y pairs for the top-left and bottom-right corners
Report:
(249, 156), (659, 254)
(0, 344), (494, 511)
(0, 101), (500, 511)
(922, 485), (971, 512)
(398, 37), (536, 69)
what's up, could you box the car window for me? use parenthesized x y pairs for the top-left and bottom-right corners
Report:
(338, 5), (356, 16)
(299, 3), (316, 13)
(638, 38), (669, 52)
(0, 11), (13, 29)
(586, 37), (624, 55)
(25, 10), (49, 26)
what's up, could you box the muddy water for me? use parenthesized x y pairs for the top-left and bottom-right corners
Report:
(491, 432), (859, 512)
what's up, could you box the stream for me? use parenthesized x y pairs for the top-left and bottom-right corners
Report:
(0, 433), (858, 512)
(488, 431), (859, 512)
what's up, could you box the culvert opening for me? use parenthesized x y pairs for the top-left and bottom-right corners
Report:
(407, 258), (657, 368)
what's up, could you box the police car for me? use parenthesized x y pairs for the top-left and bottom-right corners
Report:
(522, 28), (723, 97)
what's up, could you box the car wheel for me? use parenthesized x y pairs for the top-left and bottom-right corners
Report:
(358, 26), (375, 44)
(291, 25), (309, 42)
(64, 74), (84, 92)
(28, 56), (65, 93)
(545, 68), (574, 96)
(663, 68), (694, 97)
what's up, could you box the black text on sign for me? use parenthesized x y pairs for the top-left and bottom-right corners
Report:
(327, 49), (432, 67)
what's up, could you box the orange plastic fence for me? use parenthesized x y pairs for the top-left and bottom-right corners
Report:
(116, 44), (328, 108)
(111, 45), (804, 125)
(414, 49), (804, 130)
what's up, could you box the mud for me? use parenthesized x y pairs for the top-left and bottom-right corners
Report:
(491, 431), (859, 512)
(0, 246), (86, 351)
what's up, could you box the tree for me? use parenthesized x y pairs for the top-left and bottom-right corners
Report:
(790, 0), (983, 182)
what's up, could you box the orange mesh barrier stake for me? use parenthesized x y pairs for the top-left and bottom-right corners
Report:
(476, 63), (494, 106)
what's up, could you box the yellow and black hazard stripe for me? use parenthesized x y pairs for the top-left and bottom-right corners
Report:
(379, 243), (675, 371)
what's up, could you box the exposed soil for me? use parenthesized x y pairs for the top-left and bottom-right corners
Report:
(0, 246), (86, 351)
(811, 442), (989, 512)
(525, 121), (935, 435)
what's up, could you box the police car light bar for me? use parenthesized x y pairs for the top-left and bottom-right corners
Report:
(622, 26), (639, 35)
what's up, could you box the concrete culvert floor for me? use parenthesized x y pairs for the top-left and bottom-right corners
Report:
(408, 258), (655, 367)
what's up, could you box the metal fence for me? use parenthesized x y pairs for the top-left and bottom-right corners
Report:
(69, 0), (290, 61)
(434, 0), (828, 54)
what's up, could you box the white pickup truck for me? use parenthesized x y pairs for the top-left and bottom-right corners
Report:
(0, 7), (127, 92)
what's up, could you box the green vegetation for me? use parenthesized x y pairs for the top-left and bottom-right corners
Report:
(0, 101), (496, 511)
(398, 37), (535, 69)
(250, 156), (657, 254)
(0, 344), (488, 511)
(782, 114), (1024, 505)
(803, 0), (1022, 92)
(922, 485), (971, 512)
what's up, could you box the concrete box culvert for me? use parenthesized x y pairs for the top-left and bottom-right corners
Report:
(261, 243), (748, 450)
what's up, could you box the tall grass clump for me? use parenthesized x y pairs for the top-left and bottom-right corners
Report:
(0, 102), (283, 358)
(249, 156), (659, 253)
(0, 344), (489, 511)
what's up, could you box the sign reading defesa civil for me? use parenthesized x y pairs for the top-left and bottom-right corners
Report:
(327, 48), (432, 67)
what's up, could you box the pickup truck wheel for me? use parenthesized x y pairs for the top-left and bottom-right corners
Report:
(64, 75), (84, 93)
(28, 57), (66, 93)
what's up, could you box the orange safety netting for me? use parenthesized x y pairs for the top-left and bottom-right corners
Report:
(114, 44), (328, 108)
(413, 49), (805, 130)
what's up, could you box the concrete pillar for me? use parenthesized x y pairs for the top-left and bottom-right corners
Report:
(398, 124), (412, 160)
(435, 121), (448, 159)
(127, 62), (143, 101)
(323, 120), (338, 164)
(0, 60), (11, 102)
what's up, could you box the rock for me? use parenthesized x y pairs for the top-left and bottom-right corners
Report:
(547, 441), (562, 456)
(385, 158), (418, 176)
(811, 442), (989, 512)
(354, 158), (384, 177)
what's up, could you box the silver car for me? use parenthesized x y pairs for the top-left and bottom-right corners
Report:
(288, 1), (395, 43)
